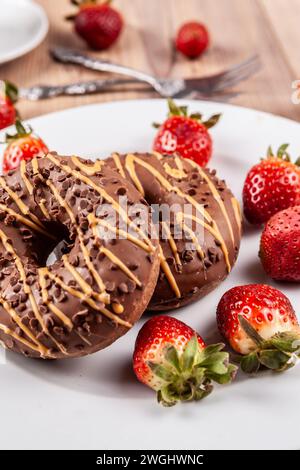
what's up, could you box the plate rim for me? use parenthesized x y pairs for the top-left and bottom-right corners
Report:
(16, 97), (300, 132)
(0, 0), (49, 65)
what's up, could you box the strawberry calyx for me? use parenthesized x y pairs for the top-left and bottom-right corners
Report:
(153, 99), (221, 130)
(238, 315), (300, 374)
(66, 0), (111, 20)
(0, 80), (18, 104)
(71, 0), (111, 7)
(4, 119), (33, 144)
(147, 336), (237, 407)
(265, 143), (300, 166)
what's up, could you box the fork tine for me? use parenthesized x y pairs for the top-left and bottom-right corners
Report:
(215, 55), (260, 81)
(212, 60), (261, 92)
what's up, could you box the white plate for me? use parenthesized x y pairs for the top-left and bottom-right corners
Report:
(0, 99), (299, 451)
(0, 0), (48, 65)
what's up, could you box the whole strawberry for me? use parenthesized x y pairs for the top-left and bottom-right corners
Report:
(260, 205), (300, 281)
(0, 81), (18, 130)
(153, 99), (221, 167)
(243, 144), (300, 225)
(176, 21), (210, 59)
(3, 119), (49, 173)
(70, 0), (123, 50)
(133, 315), (236, 407)
(217, 284), (300, 374)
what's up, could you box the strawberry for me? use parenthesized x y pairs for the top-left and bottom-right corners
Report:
(243, 144), (300, 225)
(260, 205), (300, 281)
(153, 99), (221, 167)
(217, 284), (300, 374)
(70, 0), (123, 50)
(133, 315), (236, 407)
(2, 119), (49, 173)
(175, 21), (210, 59)
(0, 80), (18, 130)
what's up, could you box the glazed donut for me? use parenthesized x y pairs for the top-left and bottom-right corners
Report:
(0, 153), (160, 359)
(104, 152), (242, 310)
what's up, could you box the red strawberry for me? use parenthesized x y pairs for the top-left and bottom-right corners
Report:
(3, 119), (49, 173)
(0, 81), (18, 130)
(133, 315), (236, 407)
(243, 144), (300, 225)
(176, 21), (210, 59)
(260, 205), (300, 281)
(70, 0), (123, 50)
(153, 99), (221, 167)
(217, 284), (300, 373)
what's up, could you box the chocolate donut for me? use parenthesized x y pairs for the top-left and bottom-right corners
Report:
(0, 153), (160, 359)
(104, 152), (242, 310)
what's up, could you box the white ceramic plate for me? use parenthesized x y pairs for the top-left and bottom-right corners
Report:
(0, 0), (48, 65)
(0, 99), (299, 450)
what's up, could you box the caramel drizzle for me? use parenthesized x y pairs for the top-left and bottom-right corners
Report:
(71, 156), (104, 176)
(47, 154), (155, 252)
(88, 214), (151, 253)
(31, 158), (50, 219)
(62, 256), (110, 304)
(0, 298), (49, 356)
(0, 229), (65, 357)
(158, 245), (181, 298)
(231, 197), (242, 233)
(163, 156), (187, 180)
(44, 268), (131, 328)
(33, 162), (130, 328)
(180, 212), (231, 272)
(100, 246), (142, 287)
(176, 216), (205, 260)
(163, 162), (187, 180)
(188, 160), (235, 246)
(44, 178), (106, 294)
(161, 221), (181, 266)
(20, 160), (34, 195)
(112, 153), (126, 178)
(0, 203), (54, 239)
(38, 268), (73, 331)
(33, 164), (131, 329)
(124, 154), (230, 273)
(125, 154), (213, 223)
(0, 176), (45, 229)
(0, 322), (43, 354)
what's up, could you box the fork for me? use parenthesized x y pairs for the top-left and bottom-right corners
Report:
(51, 46), (261, 99)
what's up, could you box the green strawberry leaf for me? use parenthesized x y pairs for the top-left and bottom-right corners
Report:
(181, 335), (199, 371)
(147, 362), (175, 382)
(266, 331), (300, 354)
(277, 143), (290, 161)
(259, 349), (291, 371)
(203, 113), (222, 129)
(241, 352), (260, 374)
(164, 344), (181, 372)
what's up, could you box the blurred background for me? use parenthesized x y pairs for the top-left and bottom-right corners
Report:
(1, 0), (300, 120)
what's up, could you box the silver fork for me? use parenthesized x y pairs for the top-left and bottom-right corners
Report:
(50, 47), (261, 99)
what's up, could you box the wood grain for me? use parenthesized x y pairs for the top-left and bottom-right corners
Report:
(1, 0), (300, 121)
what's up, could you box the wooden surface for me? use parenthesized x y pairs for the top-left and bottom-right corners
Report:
(1, 0), (300, 121)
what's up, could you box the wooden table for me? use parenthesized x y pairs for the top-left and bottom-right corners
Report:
(1, 0), (300, 121)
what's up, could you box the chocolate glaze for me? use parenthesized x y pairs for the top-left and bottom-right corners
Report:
(104, 153), (242, 310)
(0, 153), (160, 359)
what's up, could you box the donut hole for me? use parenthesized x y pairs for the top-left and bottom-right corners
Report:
(42, 221), (73, 267)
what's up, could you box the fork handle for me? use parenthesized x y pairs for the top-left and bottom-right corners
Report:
(52, 48), (159, 90)
(56, 78), (146, 97)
